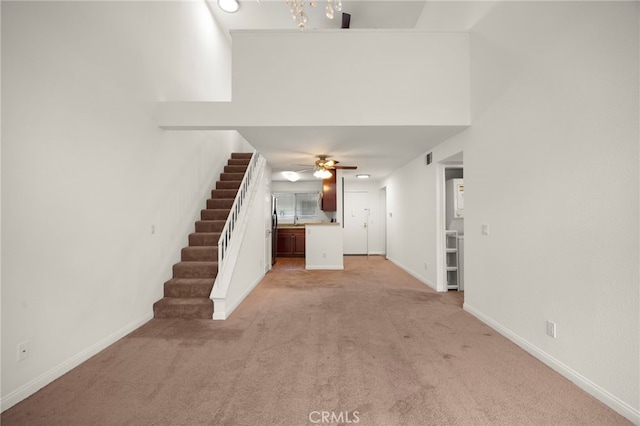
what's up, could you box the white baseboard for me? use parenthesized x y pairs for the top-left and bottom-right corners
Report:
(463, 303), (640, 425)
(1, 312), (153, 412)
(385, 256), (437, 291)
(213, 274), (264, 320)
(305, 265), (344, 270)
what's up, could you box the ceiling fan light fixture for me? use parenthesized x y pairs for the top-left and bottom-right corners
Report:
(313, 168), (332, 179)
(282, 171), (300, 182)
(218, 0), (240, 13)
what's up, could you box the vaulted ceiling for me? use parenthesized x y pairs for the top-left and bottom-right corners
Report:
(205, 1), (495, 180)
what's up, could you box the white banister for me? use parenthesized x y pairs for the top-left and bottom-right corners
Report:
(218, 150), (260, 264)
(211, 151), (265, 319)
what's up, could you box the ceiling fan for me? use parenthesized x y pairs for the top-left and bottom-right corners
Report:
(294, 155), (357, 179)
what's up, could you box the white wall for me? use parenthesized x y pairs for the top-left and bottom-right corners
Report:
(231, 30), (470, 126)
(1, 1), (246, 410)
(384, 138), (463, 289)
(459, 2), (637, 421)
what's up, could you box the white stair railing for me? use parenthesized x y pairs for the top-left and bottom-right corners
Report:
(211, 151), (265, 319)
(218, 150), (260, 265)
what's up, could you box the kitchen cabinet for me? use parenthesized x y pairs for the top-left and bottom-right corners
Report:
(321, 172), (337, 212)
(277, 227), (306, 257)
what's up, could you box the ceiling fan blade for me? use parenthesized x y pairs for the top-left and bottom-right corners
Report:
(333, 165), (358, 170)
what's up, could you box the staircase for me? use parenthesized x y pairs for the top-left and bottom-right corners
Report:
(153, 152), (253, 319)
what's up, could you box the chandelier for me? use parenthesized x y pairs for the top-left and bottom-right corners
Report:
(286, 0), (343, 29)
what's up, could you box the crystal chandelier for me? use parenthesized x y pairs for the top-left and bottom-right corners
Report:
(286, 0), (343, 29)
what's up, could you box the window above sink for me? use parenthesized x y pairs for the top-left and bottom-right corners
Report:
(273, 192), (319, 224)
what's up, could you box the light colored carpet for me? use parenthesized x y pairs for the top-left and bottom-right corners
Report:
(2, 256), (630, 425)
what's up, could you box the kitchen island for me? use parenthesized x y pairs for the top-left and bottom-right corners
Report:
(276, 223), (344, 269)
(304, 223), (344, 270)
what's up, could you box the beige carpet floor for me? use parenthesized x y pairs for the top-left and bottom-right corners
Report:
(2, 256), (630, 425)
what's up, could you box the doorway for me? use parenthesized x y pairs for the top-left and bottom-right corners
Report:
(437, 153), (464, 293)
(343, 191), (369, 255)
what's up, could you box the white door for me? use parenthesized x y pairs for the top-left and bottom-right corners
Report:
(343, 191), (369, 254)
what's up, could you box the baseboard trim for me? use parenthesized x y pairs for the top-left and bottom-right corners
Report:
(463, 303), (640, 424)
(305, 265), (344, 270)
(1, 312), (153, 412)
(213, 274), (264, 320)
(385, 256), (437, 291)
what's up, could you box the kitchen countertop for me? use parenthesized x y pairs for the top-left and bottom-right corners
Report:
(278, 223), (340, 229)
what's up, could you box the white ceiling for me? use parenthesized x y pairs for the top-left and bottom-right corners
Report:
(207, 1), (494, 180)
(238, 125), (467, 181)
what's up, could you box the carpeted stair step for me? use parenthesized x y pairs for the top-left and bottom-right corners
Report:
(201, 209), (230, 220)
(207, 198), (234, 209)
(195, 220), (226, 233)
(189, 232), (221, 246)
(231, 152), (253, 159)
(173, 261), (218, 278)
(182, 246), (218, 261)
(164, 278), (214, 298)
(211, 189), (238, 199)
(220, 172), (245, 181)
(224, 165), (248, 173)
(216, 181), (242, 190)
(227, 158), (251, 166)
(153, 297), (213, 319)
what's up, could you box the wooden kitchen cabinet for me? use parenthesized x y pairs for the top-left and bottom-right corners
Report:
(293, 231), (306, 255)
(277, 228), (306, 257)
(277, 232), (294, 255)
(321, 172), (337, 212)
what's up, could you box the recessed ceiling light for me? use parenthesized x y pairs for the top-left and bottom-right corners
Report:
(218, 0), (239, 13)
(356, 174), (370, 179)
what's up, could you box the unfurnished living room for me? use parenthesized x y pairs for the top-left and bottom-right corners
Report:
(2, 1), (639, 425)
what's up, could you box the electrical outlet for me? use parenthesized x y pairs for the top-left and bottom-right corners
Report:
(424, 262), (428, 270)
(17, 341), (30, 361)
(546, 320), (557, 338)
(322, 253), (327, 259)
(481, 224), (490, 236)
(151, 224), (156, 235)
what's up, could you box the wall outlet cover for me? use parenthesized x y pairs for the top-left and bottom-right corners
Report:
(18, 341), (30, 361)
